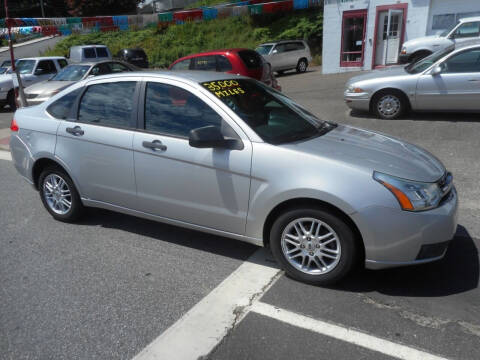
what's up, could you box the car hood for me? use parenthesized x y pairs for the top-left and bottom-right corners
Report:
(25, 80), (74, 94)
(403, 35), (451, 49)
(346, 66), (409, 86)
(283, 125), (445, 182)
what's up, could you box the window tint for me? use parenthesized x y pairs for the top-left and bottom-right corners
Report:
(96, 47), (109, 57)
(145, 82), (223, 137)
(217, 55), (232, 72)
(193, 56), (217, 71)
(285, 42), (303, 52)
(255, 45), (273, 55)
(58, 59), (68, 68)
(52, 65), (89, 81)
(444, 49), (480, 73)
(78, 82), (136, 128)
(83, 48), (96, 59)
(110, 62), (131, 73)
(16, 60), (35, 74)
(453, 22), (480, 38)
(36, 60), (57, 74)
(90, 63), (112, 76)
(171, 59), (191, 70)
(47, 88), (82, 119)
(273, 44), (287, 54)
(238, 50), (262, 69)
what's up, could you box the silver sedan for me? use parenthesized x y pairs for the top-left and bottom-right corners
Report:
(344, 44), (480, 119)
(10, 71), (457, 285)
(23, 60), (137, 106)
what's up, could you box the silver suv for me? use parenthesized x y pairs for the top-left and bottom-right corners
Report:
(10, 72), (457, 285)
(256, 40), (312, 74)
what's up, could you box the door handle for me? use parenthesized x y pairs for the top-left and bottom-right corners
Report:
(142, 140), (167, 151)
(66, 126), (84, 136)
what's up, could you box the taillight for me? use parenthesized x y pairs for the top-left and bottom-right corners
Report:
(10, 118), (19, 132)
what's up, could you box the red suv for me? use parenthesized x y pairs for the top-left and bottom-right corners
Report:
(169, 49), (281, 91)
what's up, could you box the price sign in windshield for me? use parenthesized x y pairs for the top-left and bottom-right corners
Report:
(202, 80), (246, 98)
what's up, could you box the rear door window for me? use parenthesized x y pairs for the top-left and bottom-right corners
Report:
(36, 60), (57, 74)
(78, 81), (136, 128)
(216, 55), (233, 72)
(83, 48), (96, 59)
(192, 56), (217, 71)
(238, 50), (262, 69)
(171, 59), (192, 70)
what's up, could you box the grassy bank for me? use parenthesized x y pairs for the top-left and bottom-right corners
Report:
(44, 10), (323, 68)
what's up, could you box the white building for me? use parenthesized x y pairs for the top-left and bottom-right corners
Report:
(322, 0), (480, 74)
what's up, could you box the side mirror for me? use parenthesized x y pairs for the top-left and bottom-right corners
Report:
(431, 65), (443, 76)
(189, 125), (243, 150)
(272, 49), (278, 54)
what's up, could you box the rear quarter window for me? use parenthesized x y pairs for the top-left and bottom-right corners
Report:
(46, 88), (82, 119)
(238, 50), (263, 69)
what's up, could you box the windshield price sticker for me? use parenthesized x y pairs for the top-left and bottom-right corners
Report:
(202, 80), (245, 98)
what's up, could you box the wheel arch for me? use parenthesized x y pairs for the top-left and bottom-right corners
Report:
(370, 87), (411, 113)
(32, 157), (82, 196)
(262, 197), (365, 261)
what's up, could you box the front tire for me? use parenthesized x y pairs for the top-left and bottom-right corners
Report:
(372, 91), (407, 120)
(270, 208), (358, 285)
(39, 167), (84, 222)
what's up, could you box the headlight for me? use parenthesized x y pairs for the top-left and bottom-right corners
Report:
(373, 172), (442, 211)
(401, 46), (407, 55)
(346, 85), (366, 93)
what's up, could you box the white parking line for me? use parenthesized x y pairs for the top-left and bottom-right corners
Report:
(251, 301), (449, 360)
(132, 248), (281, 360)
(0, 151), (11, 161)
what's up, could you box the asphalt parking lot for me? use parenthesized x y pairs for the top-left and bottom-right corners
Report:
(0, 67), (479, 360)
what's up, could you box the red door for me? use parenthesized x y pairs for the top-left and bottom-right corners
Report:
(340, 10), (368, 67)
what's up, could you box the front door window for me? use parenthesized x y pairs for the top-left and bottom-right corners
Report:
(340, 10), (367, 67)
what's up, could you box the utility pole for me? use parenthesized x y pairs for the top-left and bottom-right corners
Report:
(4, 0), (28, 108)
(40, 0), (45, 18)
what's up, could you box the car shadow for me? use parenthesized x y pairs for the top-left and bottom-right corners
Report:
(349, 109), (480, 123)
(78, 208), (258, 262)
(334, 225), (479, 297)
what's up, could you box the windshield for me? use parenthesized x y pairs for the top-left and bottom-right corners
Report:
(16, 60), (36, 74)
(201, 79), (333, 144)
(440, 22), (458, 37)
(405, 47), (454, 74)
(52, 65), (90, 81)
(255, 45), (273, 56)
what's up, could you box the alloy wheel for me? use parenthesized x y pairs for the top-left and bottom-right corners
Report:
(43, 174), (72, 215)
(377, 95), (401, 118)
(281, 217), (341, 275)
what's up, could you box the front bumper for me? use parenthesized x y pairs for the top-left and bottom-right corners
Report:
(344, 91), (370, 112)
(352, 186), (458, 270)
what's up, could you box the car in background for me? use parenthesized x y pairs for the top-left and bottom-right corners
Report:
(69, 45), (111, 63)
(116, 48), (149, 68)
(0, 59), (17, 72)
(23, 60), (136, 106)
(169, 49), (281, 90)
(0, 56), (67, 110)
(399, 16), (480, 64)
(10, 71), (457, 286)
(256, 40), (312, 75)
(344, 43), (480, 119)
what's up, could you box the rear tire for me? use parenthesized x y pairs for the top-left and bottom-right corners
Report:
(296, 58), (308, 73)
(269, 207), (358, 286)
(7, 90), (16, 111)
(39, 166), (84, 222)
(372, 90), (408, 120)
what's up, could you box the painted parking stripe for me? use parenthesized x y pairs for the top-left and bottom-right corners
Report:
(133, 248), (281, 360)
(0, 151), (11, 161)
(251, 301), (449, 360)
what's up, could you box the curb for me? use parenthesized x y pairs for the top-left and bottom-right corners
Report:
(0, 35), (58, 54)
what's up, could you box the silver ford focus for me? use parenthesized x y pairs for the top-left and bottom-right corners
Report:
(10, 71), (458, 285)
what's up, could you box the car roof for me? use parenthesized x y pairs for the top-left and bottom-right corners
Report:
(258, 39), (305, 46)
(18, 56), (66, 61)
(174, 49), (251, 61)
(84, 70), (248, 84)
(70, 45), (108, 49)
(66, 59), (130, 67)
(459, 16), (480, 23)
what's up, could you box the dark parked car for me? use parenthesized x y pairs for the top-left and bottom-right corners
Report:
(169, 49), (281, 91)
(116, 48), (149, 68)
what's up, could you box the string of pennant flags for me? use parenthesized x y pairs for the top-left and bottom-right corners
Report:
(1, 0), (321, 39)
